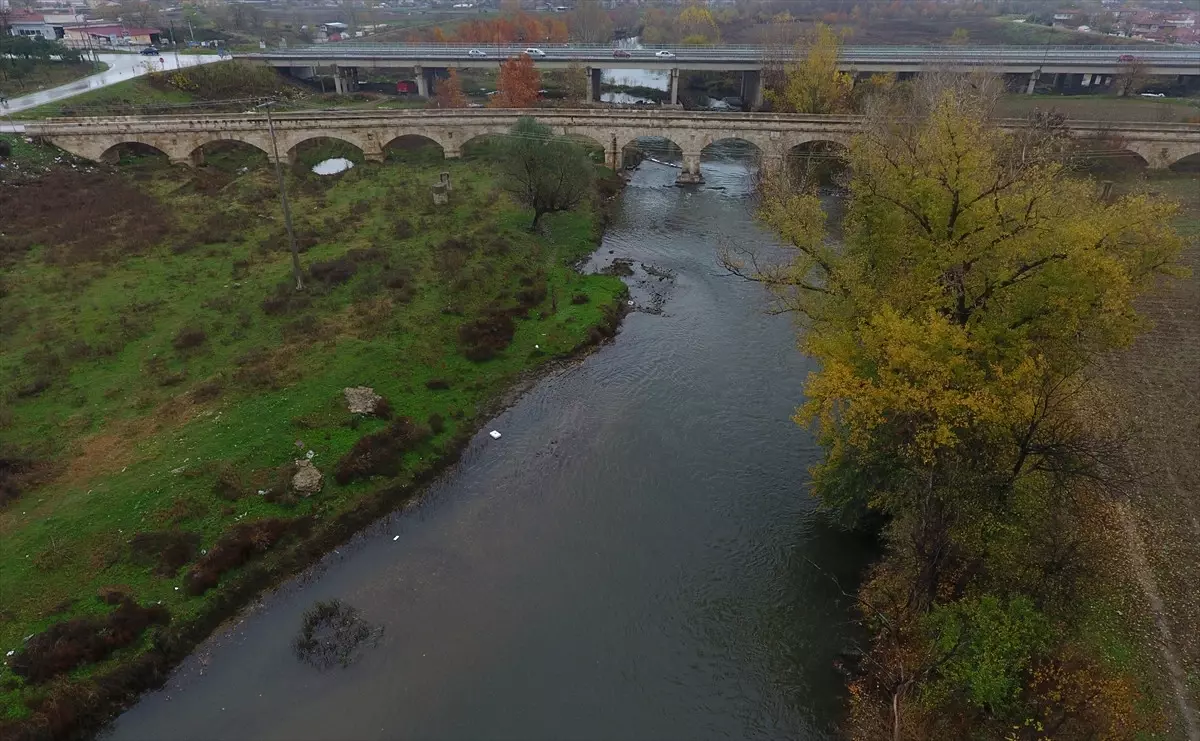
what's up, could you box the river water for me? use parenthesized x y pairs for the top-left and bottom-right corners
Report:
(104, 155), (872, 741)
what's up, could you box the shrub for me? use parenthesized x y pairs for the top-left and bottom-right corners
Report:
(9, 597), (171, 684)
(262, 281), (312, 315)
(334, 417), (431, 485)
(309, 256), (358, 286)
(571, 293), (590, 305)
(425, 378), (451, 391)
(182, 518), (291, 596)
(458, 311), (516, 362)
(428, 413), (445, 435)
(128, 530), (201, 576)
(292, 599), (382, 671)
(171, 324), (207, 350)
(212, 464), (247, 501)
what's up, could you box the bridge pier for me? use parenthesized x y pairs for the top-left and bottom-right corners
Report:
(741, 70), (763, 110)
(604, 139), (623, 171)
(676, 152), (703, 185)
(669, 68), (680, 106)
(170, 149), (204, 168)
(333, 66), (358, 94)
(414, 66), (441, 98)
(1025, 70), (1040, 95)
(587, 66), (601, 103)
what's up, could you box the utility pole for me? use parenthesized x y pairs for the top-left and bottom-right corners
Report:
(169, 23), (180, 68)
(259, 100), (305, 291)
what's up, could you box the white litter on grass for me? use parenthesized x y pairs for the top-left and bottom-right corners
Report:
(312, 157), (354, 176)
(306, 450), (315, 460)
(6, 650), (14, 657)
(489, 430), (502, 440)
(392, 535), (399, 541)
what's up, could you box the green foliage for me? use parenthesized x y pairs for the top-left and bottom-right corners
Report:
(0, 153), (625, 721)
(923, 595), (1051, 714)
(498, 117), (595, 230)
(747, 80), (1187, 738)
(147, 61), (296, 101)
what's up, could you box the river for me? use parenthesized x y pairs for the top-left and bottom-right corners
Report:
(103, 153), (872, 741)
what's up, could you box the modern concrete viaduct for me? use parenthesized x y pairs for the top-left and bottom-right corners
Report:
(23, 109), (1200, 184)
(240, 44), (1200, 103)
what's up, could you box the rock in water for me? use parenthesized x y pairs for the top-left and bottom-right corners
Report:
(343, 386), (383, 415)
(292, 459), (323, 496)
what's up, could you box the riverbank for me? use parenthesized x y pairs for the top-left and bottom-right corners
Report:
(0, 139), (627, 738)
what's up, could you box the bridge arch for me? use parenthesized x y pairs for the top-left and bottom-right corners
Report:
(282, 133), (368, 164)
(187, 138), (271, 168)
(98, 140), (173, 165)
(1169, 150), (1200, 172)
(383, 133), (447, 161)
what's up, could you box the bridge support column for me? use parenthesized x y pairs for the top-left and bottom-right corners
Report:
(415, 66), (429, 97)
(605, 135), (623, 171)
(741, 70), (763, 110)
(1025, 70), (1040, 94)
(669, 68), (680, 106)
(170, 148), (204, 168)
(587, 66), (601, 103)
(676, 151), (702, 185)
(333, 66), (358, 94)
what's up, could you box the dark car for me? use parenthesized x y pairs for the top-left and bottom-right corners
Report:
(140, 46), (159, 55)
(1118, 53), (1138, 62)
(613, 49), (631, 58)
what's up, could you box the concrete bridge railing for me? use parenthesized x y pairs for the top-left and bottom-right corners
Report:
(23, 109), (1200, 181)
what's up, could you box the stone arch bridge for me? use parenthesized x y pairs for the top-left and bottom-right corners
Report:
(22, 109), (1200, 184)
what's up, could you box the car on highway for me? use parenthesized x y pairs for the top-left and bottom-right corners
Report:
(612, 49), (631, 58)
(654, 50), (675, 58)
(140, 46), (159, 55)
(468, 48), (487, 57)
(1118, 54), (1138, 62)
(524, 47), (546, 57)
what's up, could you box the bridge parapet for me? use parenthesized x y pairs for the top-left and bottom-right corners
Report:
(22, 109), (1200, 175)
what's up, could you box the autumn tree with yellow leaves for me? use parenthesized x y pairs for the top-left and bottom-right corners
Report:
(765, 23), (854, 114)
(729, 79), (1183, 739)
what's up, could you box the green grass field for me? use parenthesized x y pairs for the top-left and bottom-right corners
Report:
(0, 61), (109, 100)
(0, 139), (625, 724)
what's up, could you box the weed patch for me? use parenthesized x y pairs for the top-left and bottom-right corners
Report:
(9, 598), (170, 684)
(182, 518), (291, 596)
(334, 418), (431, 484)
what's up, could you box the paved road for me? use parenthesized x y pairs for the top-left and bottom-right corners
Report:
(240, 43), (1200, 75)
(0, 53), (227, 116)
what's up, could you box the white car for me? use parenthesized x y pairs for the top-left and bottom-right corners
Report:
(655, 50), (675, 58)
(524, 47), (546, 57)
(468, 48), (487, 57)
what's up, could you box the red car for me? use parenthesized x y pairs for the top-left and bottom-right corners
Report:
(613, 49), (631, 58)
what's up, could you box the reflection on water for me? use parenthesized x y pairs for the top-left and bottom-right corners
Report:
(105, 150), (872, 741)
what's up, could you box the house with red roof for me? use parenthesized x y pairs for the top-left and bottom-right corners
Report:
(62, 23), (161, 49)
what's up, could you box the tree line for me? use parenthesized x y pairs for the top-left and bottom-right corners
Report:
(729, 57), (1185, 741)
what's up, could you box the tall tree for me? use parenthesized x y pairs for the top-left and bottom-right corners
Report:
(766, 22), (854, 114)
(499, 117), (593, 230)
(569, 0), (612, 44)
(492, 55), (541, 108)
(433, 69), (467, 108)
(727, 80), (1183, 739)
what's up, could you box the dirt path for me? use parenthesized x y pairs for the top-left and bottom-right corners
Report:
(1096, 172), (1200, 738)
(1118, 500), (1200, 740)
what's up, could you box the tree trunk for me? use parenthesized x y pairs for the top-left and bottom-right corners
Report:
(530, 208), (544, 231)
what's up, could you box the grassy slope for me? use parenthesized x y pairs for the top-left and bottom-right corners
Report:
(0, 142), (625, 720)
(996, 94), (1200, 124)
(12, 77), (196, 120)
(0, 61), (109, 99)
